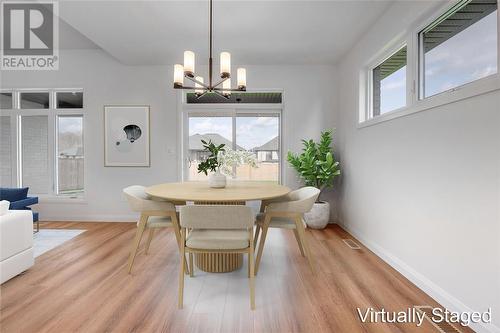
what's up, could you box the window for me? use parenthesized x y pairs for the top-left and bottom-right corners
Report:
(20, 92), (50, 109)
(0, 93), (13, 109)
(361, 0), (499, 126)
(188, 115), (233, 181)
(56, 91), (83, 108)
(419, 0), (498, 98)
(0, 116), (13, 186)
(185, 108), (282, 182)
(372, 46), (407, 116)
(186, 92), (282, 104)
(0, 89), (84, 197)
(57, 116), (84, 195)
(21, 116), (49, 194)
(236, 115), (280, 181)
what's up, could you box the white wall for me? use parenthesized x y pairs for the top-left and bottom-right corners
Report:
(1, 49), (338, 221)
(335, 2), (500, 332)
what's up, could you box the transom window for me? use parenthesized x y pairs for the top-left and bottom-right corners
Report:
(362, 0), (498, 124)
(0, 89), (84, 197)
(371, 46), (407, 116)
(419, 0), (498, 98)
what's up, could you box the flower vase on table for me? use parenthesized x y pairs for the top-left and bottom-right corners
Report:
(208, 171), (227, 188)
(196, 138), (258, 189)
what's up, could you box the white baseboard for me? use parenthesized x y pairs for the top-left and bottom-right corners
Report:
(40, 215), (137, 222)
(340, 221), (500, 333)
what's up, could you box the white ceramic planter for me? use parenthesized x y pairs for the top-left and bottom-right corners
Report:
(304, 201), (330, 229)
(208, 171), (227, 188)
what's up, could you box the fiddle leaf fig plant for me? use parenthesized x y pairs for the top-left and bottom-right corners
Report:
(197, 139), (226, 175)
(287, 130), (340, 197)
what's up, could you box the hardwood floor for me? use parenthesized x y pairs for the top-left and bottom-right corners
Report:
(0, 222), (472, 333)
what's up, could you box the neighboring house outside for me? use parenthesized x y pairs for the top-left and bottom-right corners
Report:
(188, 133), (243, 162)
(251, 136), (279, 162)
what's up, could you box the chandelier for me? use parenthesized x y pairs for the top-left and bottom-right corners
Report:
(173, 0), (247, 99)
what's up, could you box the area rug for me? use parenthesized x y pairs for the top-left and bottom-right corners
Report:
(33, 229), (86, 258)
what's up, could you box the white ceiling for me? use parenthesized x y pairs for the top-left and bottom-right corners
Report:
(58, 0), (394, 65)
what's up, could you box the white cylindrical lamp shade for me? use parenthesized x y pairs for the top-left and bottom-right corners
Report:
(220, 52), (231, 77)
(237, 68), (246, 89)
(183, 51), (195, 76)
(174, 64), (184, 87)
(195, 76), (204, 95)
(222, 78), (231, 96)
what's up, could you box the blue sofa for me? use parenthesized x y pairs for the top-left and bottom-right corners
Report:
(0, 188), (39, 230)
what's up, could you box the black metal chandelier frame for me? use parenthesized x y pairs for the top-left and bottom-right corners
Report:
(173, 0), (246, 99)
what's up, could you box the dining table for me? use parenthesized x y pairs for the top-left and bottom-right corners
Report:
(146, 181), (290, 273)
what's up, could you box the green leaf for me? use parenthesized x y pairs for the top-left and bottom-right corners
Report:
(286, 129), (340, 190)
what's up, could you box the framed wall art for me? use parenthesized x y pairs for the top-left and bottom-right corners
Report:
(104, 105), (150, 167)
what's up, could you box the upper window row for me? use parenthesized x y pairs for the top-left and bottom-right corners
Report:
(0, 91), (84, 109)
(370, 0), (498, 119)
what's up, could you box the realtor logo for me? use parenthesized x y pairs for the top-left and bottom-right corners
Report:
(1, 1), (59, 70)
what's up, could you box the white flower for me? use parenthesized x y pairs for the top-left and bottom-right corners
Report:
(217, 149), (258, 176)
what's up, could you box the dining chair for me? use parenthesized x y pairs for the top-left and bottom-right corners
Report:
(123, 185), (187, 274)
(178, 205), (256, 310)
(254, 186), (320, 275)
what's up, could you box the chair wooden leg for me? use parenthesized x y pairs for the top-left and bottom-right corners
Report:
(249, 230), (255, 310)
(178, 229), (186, 309)
(295, 216), (315, 275)
(145, 228), (155, 255)
(189, 253), (194, 277)
(171, 212), (190, 275)
(293, 229), (305, 257)
(248, 253), (251, 278)
(254, 225), (261, 249)
(255, 225), (269, 275)
(127, 214), (148, 274)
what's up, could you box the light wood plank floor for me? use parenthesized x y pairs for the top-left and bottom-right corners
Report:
(0, 222), (473, 333)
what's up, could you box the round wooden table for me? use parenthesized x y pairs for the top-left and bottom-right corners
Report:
(146, 181), (290, 272)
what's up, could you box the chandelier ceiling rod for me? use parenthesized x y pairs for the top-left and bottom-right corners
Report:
(172, 0), (247, 98)
(209, 0), (213, 88)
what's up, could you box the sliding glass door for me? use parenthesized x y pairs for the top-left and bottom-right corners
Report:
(184, 109), (281, 182)
(235, 114), (280, 181)
(187, 114), (233, 181)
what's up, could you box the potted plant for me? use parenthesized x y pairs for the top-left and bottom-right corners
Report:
(197, 140), (258, 188)
(287, 130), (340, 229)
(197, 140), (227, 188)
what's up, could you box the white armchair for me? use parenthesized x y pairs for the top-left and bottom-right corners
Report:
(255, 186), (320, 275)
(178, 205), (256, 310)
(123, 185), (184, 274)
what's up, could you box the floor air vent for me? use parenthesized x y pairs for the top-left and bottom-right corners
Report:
(414, 306), (463, 333)
(342, 239), (361, 250)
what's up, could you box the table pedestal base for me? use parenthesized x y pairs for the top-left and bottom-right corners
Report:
(194, 253), (243, 273)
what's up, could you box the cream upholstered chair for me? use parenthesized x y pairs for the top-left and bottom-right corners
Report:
(178, 205), (256, 310)
(254, 186), (320, 275)
(123, 185), (185, 274)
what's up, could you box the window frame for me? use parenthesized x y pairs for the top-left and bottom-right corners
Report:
(365, 40), (409, 120)
(180, 91), (284, 183)
(359, 0), (500, 128)
(417, 0), (499, 100)
(0, 88), (85, 200)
